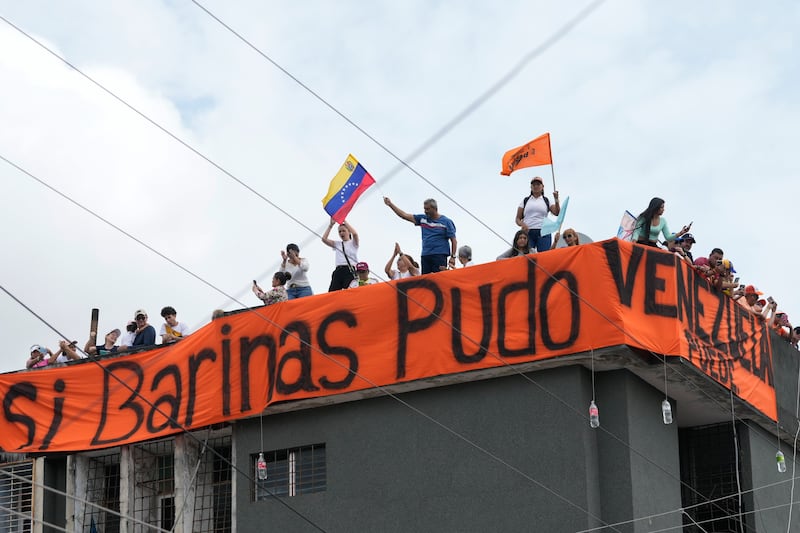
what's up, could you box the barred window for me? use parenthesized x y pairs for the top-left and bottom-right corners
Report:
(133, 438), (175, 530)
(253, 443), (326, 500)
(83, 452), (121, 533)
(0, 460), (33, 533)
(193, 436), (232, 533)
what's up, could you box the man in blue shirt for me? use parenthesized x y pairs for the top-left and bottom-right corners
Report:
(131, 309), (157, 347)
(384, 197), (457, 274)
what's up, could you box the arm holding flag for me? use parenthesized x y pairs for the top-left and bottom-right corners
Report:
(383, 197), (415, 223)
(344, 220), (359, 247)
(540, 196), (570, 237)
(550, 190), (561, 216)
(321, 219), (337, 248)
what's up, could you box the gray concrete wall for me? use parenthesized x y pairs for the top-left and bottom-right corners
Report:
(595, 371), (683, 533)
(235, 365), (682, 532)
(740, 422), (800, 532)
(771, 330), (800, 439)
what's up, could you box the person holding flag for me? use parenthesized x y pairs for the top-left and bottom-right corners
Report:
(321, 219), (360, 291)
(320, 154), (375, 291)
(515, 176), (560, 252)
(384, 197), (457, 274)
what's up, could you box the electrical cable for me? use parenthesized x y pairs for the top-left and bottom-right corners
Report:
(0, 6), (788, 528)
(168, 429), (211, 533)
(0, 503), (70, 533)
(0, 465), (170, 532)
(0, 24), (765, 529)
(565, 471), (800, 533)
(0, 279), (328, 533)
(0, 153), (625, 530)
(177, 13), (791, 518)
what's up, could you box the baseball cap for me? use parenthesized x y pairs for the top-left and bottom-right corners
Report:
(30, 344), (47, 355)
(134, 309), (148, 319)
(744, 285), (763, 296)
(531, 176), (543, 184)
(355, 262), (369, 272)
(680, 233), (696, 243)
(721, 259), (736, 273)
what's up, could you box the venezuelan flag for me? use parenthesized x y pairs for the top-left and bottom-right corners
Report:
(322, 154), (376, 223)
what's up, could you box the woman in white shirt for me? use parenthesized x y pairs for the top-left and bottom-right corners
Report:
(280, 243), (313, 299)
(321, 219), (359, 291)
(385, 242), (420, 280)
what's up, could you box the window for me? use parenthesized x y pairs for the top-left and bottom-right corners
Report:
(133, 439), (175, 530)
(0, 460), (33, 533)
(193, 436), (232, 533)
(83, 452), (121, 533)
(253, 443), (326, 500)
(680, 423), (744, 532)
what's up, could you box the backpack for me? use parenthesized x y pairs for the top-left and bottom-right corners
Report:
(522, 195), (550, 212)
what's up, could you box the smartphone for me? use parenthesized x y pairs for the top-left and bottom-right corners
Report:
(738, 284), (745, 290)
(768, 296), (775, 304)
(252, 279), (258, 285)
(733, 277), (739, 284)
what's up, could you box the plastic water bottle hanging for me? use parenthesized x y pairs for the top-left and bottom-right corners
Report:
(589, 400), (600, 428)
(777, 450), (787, 473)
(661, 399), (673, 425)
(256, 452), (268, 480)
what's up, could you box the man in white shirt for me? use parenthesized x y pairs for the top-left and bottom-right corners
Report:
(160, 306), (190, 344)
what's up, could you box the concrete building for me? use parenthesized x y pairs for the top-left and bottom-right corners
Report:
(2, 244), (799, 532)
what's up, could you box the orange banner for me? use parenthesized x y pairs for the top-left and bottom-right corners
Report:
(500, 132), (552, 176)
(0, 239), (775, 453)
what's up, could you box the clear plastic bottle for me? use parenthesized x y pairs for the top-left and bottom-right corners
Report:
(256, 452), (268, 480)
(589, 400), (600, 428)
(661, 399), (673, 425)
(777, 450), (787, 473)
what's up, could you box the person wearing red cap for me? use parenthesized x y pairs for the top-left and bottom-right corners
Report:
(349, 262), (378, 288)
(737, 285), (764, 315)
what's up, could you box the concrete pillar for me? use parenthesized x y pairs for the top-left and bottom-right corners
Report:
(32, 457), (44, 533)
(119, 445), (135, 533)
(66, 454), (88, 532)
(173, 433), (199, 533)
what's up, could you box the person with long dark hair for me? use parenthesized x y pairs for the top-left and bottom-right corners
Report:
(515, 176), (560, 252)
(632, 197), (689, 247)
(253, 272), (291, 306)
(280, 243), (313, 299)
(497, 230), (531, 259)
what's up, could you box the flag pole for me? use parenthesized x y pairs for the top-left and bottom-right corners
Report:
(548, 136), (557, 190)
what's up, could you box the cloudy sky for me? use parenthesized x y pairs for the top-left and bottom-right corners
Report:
(0, 0), (797, 373)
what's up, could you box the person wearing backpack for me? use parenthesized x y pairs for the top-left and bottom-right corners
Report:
(515, 176), (560, 252)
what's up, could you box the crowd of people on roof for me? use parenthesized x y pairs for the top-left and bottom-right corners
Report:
(26, 177), (798, 369)
(631, 195), (797, 348)
(26, 306), (190, 369)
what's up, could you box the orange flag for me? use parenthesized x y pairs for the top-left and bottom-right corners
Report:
(500, 133), (552, 176)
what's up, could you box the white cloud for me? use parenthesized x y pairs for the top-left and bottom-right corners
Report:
(0, 1), (798, 374)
